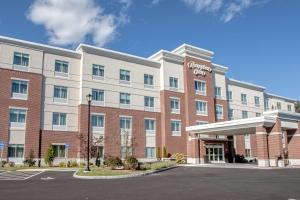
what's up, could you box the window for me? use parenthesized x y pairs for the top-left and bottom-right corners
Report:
(92, 89), (104, 102)
(92, 115), (104, 128)
(170, 98), (180, 114)
(145, 119), (156, 134)
(52, 112), (67, 130)
(55, 60), (68, 75)
(11, 79), (28, 99)
(121, 147), (132, 158)
(54, 86), (68, 102)
(277, 102), (282, 110)
(245, 149), (251, 158)
(227, 91), (232, 102)
(215, 87), (222, 99)
(146, 147), (156, 158)
(195, 80), (206, 95)
(144, 96), (154, 110)
(169, 77), (178, 89)
(242, 111), (248, 119)
(13, 52), (29, 69)
(264, 99), (269, 111)
(196, 121), (208, 125)
(241, 93), (247, 105)
(120, 117), (131, 130)
(254, 96), (260, 107)
(196, 101), (207, 115)
(144, 74), (154, 87)
(256, 113), (262, 117)
(228, 109), (234, 120)
(216, 105), (223, 119)
(92, 64), (104, 80)
(171, 120), (181, 136)
(8, 144), (24, 158)
(10, 109), (26, 127)
(120, 93), (130, 105)
(288, 105), (292, 112)
(120, 69), (130, 82)
(52, 145), (66, 158)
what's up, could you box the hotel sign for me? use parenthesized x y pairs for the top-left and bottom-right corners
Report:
(187, 61), (212, 76)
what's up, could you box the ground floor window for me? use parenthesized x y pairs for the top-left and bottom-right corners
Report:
(8, 144), (24, 158)
(91, 146), (104, 158)
(146, 147), (156, 158)
(52, 145), (66, 158)
(245, 149), (251, 158)
(121, 147), (132, 158)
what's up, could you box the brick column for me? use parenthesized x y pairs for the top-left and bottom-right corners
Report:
(268, 119), (283, 166)
(187, 133), (201, 164)
(287, 121), (300, 166)
(256, 126), (269, 167)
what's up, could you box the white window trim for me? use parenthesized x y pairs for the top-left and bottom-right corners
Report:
(92, 64), (105, 81)
(169, 76), (179, 91)
(228, 109), (234, 120)
(144, 74), (154, 89)
(13, 52), (30, 72)
(196, 100), (208, 116)
(53, 85), (68, 104)
(54, 60), (69, 78)
(215, 87), (222, 99)
(11, 78), (29, 100)
(91, 113), (105, 134)
(145, 118), (156, 135)
(119, 69), (131, 85)
(195, 79), (207, 96)
(91, 89), (105, 106)
(170, 97), (180, 114)
(215, 104), (224, 119)
(9, 107), (27, 130)
(52, 113), (67, 131)
(171, 119), (181, 136)
(120, 116), (132, 135)
(119, 93), (131, 108)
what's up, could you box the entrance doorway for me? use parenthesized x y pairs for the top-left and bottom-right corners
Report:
(206, 144), (225, 163)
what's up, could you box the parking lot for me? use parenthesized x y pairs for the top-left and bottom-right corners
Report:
(0, 167), (300, 200)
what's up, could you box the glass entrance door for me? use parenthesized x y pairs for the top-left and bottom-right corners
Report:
(206, 144), (225, 163)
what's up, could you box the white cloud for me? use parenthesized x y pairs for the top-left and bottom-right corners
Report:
(26, 0), (132, 47)
(222, 0), (252, 23)
(181, 0), (223, 13)
(151, 0), (161, 5)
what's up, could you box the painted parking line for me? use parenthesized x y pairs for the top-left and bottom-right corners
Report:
(0, 171), (44, 180)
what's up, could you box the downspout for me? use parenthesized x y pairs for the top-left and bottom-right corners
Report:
(38, 51), (45, 167)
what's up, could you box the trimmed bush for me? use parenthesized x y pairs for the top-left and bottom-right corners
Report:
(68, 160), (78, 168)
(104, 156), (123, 169)
(163, 146), (168, 158)
(1, 161), (7, 167)
(95, 152), (101, 167)
(5, 161), (15, 168)
(156, 147), (161, 160)
(124, 156), (138, 170)
(59, 162), (66, 168)
(173, 153), (186, 164)
(45, 145), (55, 166)
(23, 149), (36, 167)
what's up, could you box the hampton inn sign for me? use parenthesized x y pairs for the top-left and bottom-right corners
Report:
(187, 61), (212, 76)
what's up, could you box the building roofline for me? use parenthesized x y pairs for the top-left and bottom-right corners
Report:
(148, 49), (184, 64)
(265, 93), (297, 102)
(172, 43), (214, 55)
(227, 78), (266, 91)
(0, 35), (81, 58)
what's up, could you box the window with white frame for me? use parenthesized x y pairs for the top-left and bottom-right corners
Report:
(121, 147), (132, 158)
(169, 77), (178, 89)
(144, 96), (154, 110)
(120, 117), (131, 131)
(8, 144), (24, 158)
(92, 64), (104, 79)
(171, 120), (181, 136)
(228, 109), (234, 120)
(55, 60), (68, 75)
(11, 79), (28, 99)
(13, 52), (29, 69)
(170, 98), (180, 114)
(52, 145), (66, 158)
(53, 86), (68, 102)
(196, 100), (207, 115)
(215, 105), (223, 119)
(215, 87), (222, 99)
(120, 93), (130, 105)
(196, 121), (208, 125)
(241, 93), (247, 105)
(10, 108), (26, 127)
(227, 91), (232, 102)
(92, 114), (104, 133)
(264, 99), (269, 111)
(146, 147), (156, 158)
(245, 149), (251, 158)
(92, 89), (104, 103)
(288, 104), (292, 112)
(277, 102), (282, 110)
(256, 113), (262, 117)
(195, 80), (206, 95)
(144, 74), (154, 87)
(120, 69), (130, 82)
(242, 110), (248, 119)
(254, 96), (260, 107)
(52, 112), (67, 130)
(145, 119), (156, 134)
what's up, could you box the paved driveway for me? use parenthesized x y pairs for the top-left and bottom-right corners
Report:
(0, 167), (300, 200)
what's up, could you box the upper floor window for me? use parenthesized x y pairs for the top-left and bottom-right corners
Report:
(242, 110), (248, 119)
(215, 87), (222, 99)
(11, 79), (28, 99)
(264, 99), (269, 111)
(145, 119), (156, 134)
(92, 64), (104, 80)
(120, 93), (131, 105)
(227, 91), (232, 102)
(288, 104), (292, 112)
(144, 74), (154, 87)
(215, 105), (223, 119)
(144, 96), (154, 110)
(254, 96), (260, 107)
(92, 89), (104, 103)
(120, 117), (131, 131)
(169, 77), (178, 89)
(120, 69), (130, 82)
(55, 60), (68, 76)
(13, 52), (29, 68)
(54, 86), (68, 103)
(196, 121), (209, 125)
(92, 114), (104, 133)
(171, 120), (181, 136)
(10, 108), (26, 127)
(170, 98), (180, 114)
(52, 112), (67, 130)
(256, 113), (262, 117)
(196, 100), (207, 115)
(277, 102), (282, 110)
(241, 93), (247, 105)
(195, 80), (206, 95)
(228, 109), (234, 120)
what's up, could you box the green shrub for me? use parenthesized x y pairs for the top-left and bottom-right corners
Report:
(163, 146), (168, 158)
(173, 153), (186, 164)
(45, 145), (55, 166)
(142, 161), (175, 171)
(95, 152), (101, 167)
(104, 156), (123, 169)
(79, 162), (86, 168)
(59, 162), (66, 168)
(23, 149), (36, 167)
(156, 147), (161, 160)
(124, 156), (138, 170)
(5, 161), (15, 168)
(68, 160), (78, 168)
(1, 161), (7, 167)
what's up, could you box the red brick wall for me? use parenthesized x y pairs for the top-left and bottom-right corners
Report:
(255, 126), (269, 160)
(235, 135), (245, 155)
(0, 68), (42, 158)
(287, 121), (300, 159)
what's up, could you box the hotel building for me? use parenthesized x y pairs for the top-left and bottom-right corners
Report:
(0, 36), (299, 167)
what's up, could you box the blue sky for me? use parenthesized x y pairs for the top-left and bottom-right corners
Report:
(0, 0), (299, 100)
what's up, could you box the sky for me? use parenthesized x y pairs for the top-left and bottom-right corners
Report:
(0, 0), (299, 100)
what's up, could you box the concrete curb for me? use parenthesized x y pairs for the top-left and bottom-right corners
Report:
(73, 166), (177, 179)
(17, 168), (78, 172)
(179, 164), (300, 170)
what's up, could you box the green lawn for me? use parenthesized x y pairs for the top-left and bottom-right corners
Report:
(76, 168), (134, 176)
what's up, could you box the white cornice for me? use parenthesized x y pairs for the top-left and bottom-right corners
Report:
(265, 93), (297, 103)
(227, 78), (266, 91)
(212, 63), (228, 74)
(148, 50), (184, 65)
(263, 110), (300, 121)
(171, 44), (214, 61)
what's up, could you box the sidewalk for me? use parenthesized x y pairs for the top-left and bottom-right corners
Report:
(180, 163), (300, 169)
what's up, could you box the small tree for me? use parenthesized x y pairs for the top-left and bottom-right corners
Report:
(156, 147), (161, 160)
(163, 146), (168, 158)
(95, 151), (101, 167)
(45, 145), (55, 166)
(23, 149), (36, 167)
